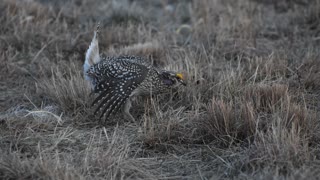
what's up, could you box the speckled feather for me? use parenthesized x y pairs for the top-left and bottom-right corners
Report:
(87, 55), (151, 120)
(84, 25), (185, 122)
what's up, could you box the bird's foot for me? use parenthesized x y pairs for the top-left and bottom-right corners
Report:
(123, 112), (136, 122)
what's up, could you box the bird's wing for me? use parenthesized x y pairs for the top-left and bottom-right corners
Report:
(91, 57), (149, 120)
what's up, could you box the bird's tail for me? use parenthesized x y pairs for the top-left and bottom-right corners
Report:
(84, 23), (101, 82)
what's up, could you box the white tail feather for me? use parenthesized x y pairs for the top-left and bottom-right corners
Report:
(84, 23), (101, 81)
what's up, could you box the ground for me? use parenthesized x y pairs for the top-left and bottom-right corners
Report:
(1, 0), (320, 179)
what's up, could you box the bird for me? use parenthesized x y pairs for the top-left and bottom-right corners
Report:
(84, 23), (186, 122)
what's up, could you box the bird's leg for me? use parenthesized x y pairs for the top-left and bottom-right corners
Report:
(123, 98), (135, 122)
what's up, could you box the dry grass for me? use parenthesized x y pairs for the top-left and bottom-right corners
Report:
(1, 0), (320, 179)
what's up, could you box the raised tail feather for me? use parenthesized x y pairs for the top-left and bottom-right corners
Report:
(84, 23), (101, 83)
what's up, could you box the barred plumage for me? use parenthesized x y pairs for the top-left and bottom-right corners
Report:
(84, 24), (186, 122)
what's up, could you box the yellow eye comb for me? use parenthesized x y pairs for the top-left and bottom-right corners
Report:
(176, 73), (183, 80)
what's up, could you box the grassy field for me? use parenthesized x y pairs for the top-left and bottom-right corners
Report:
(1, 0), (320, 179)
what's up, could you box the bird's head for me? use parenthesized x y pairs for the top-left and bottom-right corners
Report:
(160, 71), (186, 87)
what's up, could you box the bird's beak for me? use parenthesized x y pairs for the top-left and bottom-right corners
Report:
(176, 73), (186, 86)
(178, 79), (186, 86)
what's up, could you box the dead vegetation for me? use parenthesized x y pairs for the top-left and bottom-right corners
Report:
(1, 0), (320, 179)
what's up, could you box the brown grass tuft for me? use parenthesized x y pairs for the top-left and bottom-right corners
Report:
(244, 84), (289, 113)
(36, 63), (91, 116)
